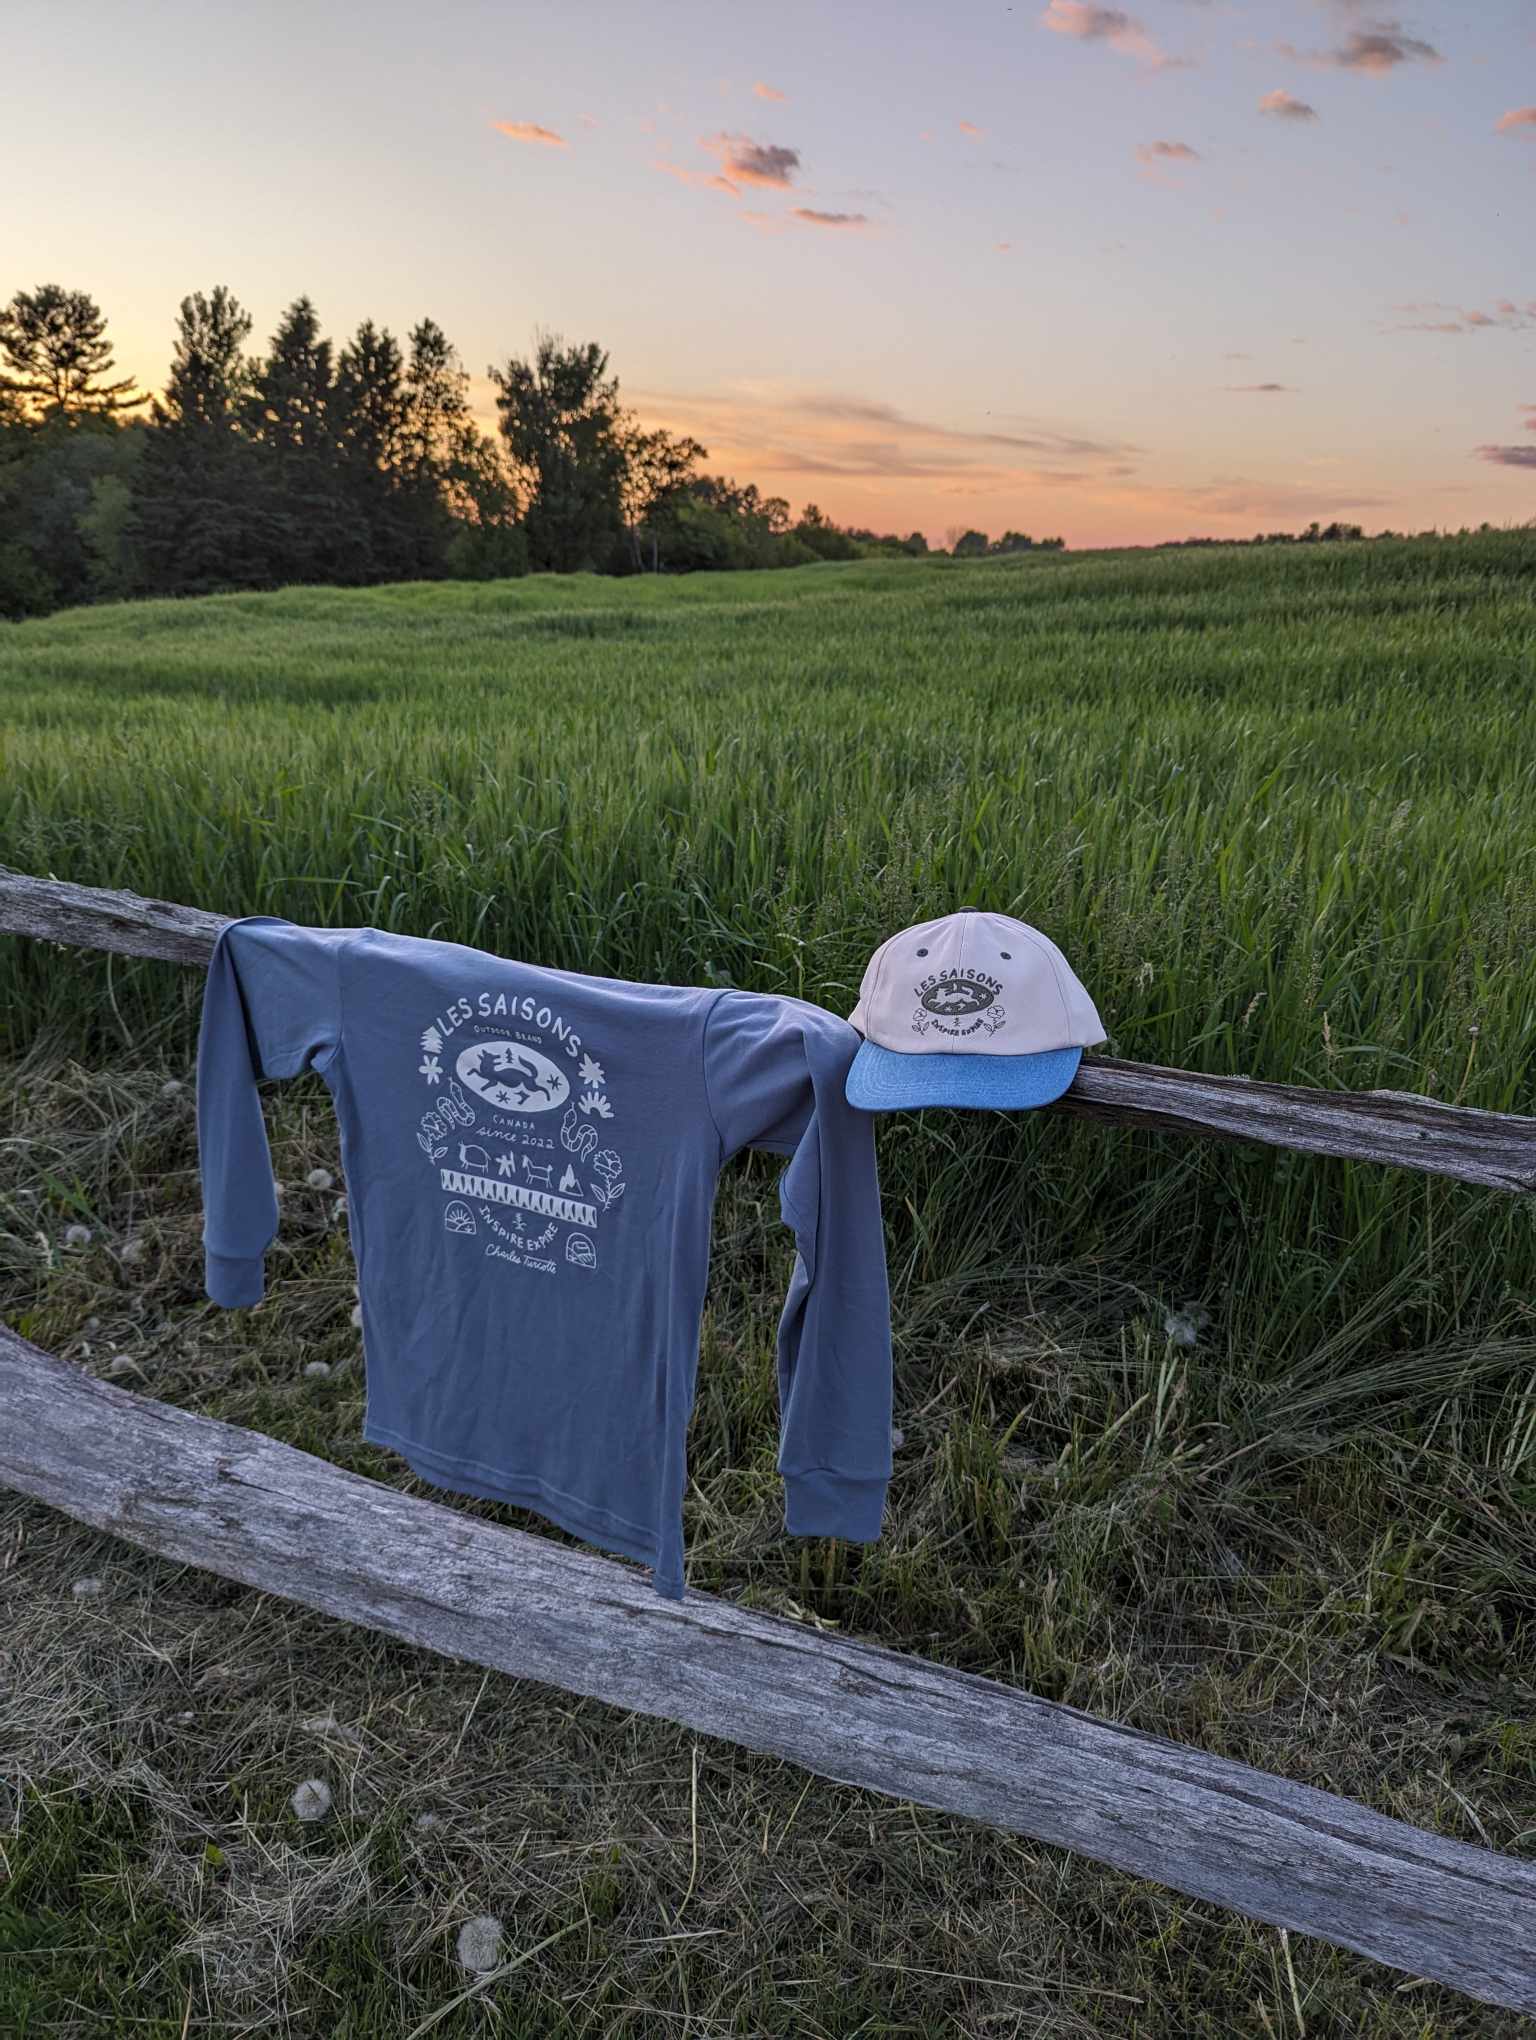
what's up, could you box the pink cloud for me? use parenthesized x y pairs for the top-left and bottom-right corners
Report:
(959, 119), (984, 137)
(1224, 382), (1297, 392)
(753, 81), (787, 102)
(1136, 140), (1201, 162)
(1386, 299), (1536, 335)
(1040, 2), (1186, 70)
(790, 208), (870, 229)
(699, 132), (801, 190)
(653, 158), (738, 197)
(1476, 445), (1536, 468)
(493, 121), (566, 147)
(1259, 89), (1318, 118)
(1278, 21), (1442, 73)
(1495, 106), (1536, 133)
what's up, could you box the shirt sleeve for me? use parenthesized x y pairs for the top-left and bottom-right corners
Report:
(195, 915), (347, 1308)
(703, 990), (893, 1547)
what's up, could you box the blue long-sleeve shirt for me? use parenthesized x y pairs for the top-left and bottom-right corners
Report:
(194, 916), (893, 1598)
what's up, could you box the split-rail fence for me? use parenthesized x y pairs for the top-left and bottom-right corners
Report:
(3, 867), (1534, 2014)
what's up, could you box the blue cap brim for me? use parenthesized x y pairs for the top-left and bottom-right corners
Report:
(845, 1041), (1083, 1113)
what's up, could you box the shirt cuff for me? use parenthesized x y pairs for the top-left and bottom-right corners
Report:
(205, 1250), (266, 1308)
(783, 1470), (889, 1543)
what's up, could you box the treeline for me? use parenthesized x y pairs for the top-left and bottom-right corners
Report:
(0, 283), (952, 621)
(11, 280), (1503, 625)
(1157, 519), (1513, 548)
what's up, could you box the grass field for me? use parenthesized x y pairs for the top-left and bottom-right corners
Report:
(3, 535), (1535, 2035)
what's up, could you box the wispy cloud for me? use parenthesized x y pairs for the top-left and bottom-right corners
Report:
(790, 208), (870, 229)
(1225, 382), (1296, 392)
(1477, 404), (1536, 463)
(1136, 139), (1201, 161)
(753, 81), (786, 102)
(654, 158), (739, 197)
(1495, 106), (1536, 133)
(1223, 351), (1253, 360)
(1278, 18), (1443, 74)
(959, 119), (985, 137)
(660, 133), (803, 201)
(1040, 2), (1189, 70)
(1259, 89), (1319, 118)
(622, 384), (1140, 488)
(1123, 475), (1391, 517)
(493, 120), (567, 147)
(699, 132), (801, 190)
(1386, 299), (1536, 334)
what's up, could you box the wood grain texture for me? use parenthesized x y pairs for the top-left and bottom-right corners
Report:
(4, 1324), (1534, 2013)
(3, 867), (1534, 1190)
(3, 865), (1534, 1190)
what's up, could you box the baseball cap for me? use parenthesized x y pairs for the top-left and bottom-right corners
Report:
(846, 909), (1106, 1112)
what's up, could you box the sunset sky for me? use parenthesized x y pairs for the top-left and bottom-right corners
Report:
(6, 0), (1533, 546)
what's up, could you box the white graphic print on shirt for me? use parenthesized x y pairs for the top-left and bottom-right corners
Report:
(414, 983), (625, 1278)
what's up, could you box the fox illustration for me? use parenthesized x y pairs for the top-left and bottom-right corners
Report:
(469, 1046), (558, 1105)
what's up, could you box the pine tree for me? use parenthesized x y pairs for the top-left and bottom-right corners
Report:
(243, 297), (363, 585)
(0, 285), (144, 421)
(129, 286), (272, 595)
(333, 319), (411, 580)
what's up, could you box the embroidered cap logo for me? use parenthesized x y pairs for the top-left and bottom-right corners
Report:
(911, 969), (1008, 1040)
(917, 974), (997, 1017)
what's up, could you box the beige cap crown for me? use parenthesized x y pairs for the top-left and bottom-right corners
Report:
(849, 910), (1105, 1058)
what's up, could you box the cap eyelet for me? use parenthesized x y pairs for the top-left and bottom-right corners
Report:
(999, 951), (1011, 960)
(915, 947), (928, 957)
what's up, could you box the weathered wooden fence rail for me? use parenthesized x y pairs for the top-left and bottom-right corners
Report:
(4, 865), (1536, 1189)
(4, 1325), (1535, 2013)
(4, 866), (1536, 2014)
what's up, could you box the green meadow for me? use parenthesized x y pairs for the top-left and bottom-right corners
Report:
(3, 534), (1536, 2035)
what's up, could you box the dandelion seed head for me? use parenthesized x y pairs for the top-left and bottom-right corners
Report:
(303, 1361), (332, 1379)
(290, 1778), (332, 1822)
(306, 1168), (335, 1190)
(72, 1576), (104, 1599)
(63, 1224), (92, 1249)
(456, 1915), (504, 1973)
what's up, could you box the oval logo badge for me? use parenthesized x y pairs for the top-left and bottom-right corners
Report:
(455, 1040), (571, 1114)
(918, 975), (997, 1017)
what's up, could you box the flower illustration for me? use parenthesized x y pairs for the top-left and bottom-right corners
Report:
(577, 1053), (606, 1090)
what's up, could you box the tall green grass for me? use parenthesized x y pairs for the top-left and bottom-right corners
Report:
(5, 535), (1534, 1363)
(5, 537), (1536, 2032)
